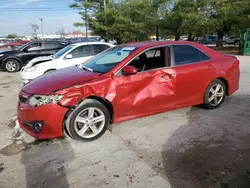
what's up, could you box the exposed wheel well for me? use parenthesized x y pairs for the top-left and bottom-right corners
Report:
(87, 96), (114, 123)
(216, 77), (228, 95)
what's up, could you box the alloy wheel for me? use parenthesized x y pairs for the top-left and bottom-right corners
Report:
(74, 107), (105, 139)
(208, 84), (224, 106)
(5, 61), (17, 72)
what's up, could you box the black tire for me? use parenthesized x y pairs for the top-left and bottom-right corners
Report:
(203, 79), (226, 109)
(68, 99), (110, 141)
(222, 41), (227, 45)
(4, 59), (21, 72)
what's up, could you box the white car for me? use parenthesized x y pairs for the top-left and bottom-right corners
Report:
(20, 42), (114, 84)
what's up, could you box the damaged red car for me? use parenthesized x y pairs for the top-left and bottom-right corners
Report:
(18, 41), (240, 141)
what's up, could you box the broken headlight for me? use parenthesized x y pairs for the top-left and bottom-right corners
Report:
(28, 94), (63, 107)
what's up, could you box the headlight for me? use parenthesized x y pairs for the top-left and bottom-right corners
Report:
(25, 66), (38, 72)
(28, 94), (63, 107)
(0, 54), (4, 57)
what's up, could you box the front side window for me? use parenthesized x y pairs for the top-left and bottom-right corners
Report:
(24, 42), (42, 51)
(128, 47), (166, 72)
(70, 45), (93, 58)
(172, 45), (210, 66)
(93, 44), (110, 55)
(54, 45), (74, 59)
(79, 46), (138, 73)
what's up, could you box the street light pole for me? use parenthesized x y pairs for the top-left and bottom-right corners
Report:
(39, 18), (44, 38)
(104, 0), (109, 42)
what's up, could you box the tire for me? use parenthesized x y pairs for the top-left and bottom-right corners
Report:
(222, 41), (227, 45)
(4, 59), (21, 72)
(203, 79), (226, 109)
(68, 99), (110, 141)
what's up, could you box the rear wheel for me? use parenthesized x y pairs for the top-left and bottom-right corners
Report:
(68, 99), (110, 141)
(4, 59), (21, 72)
(203, 79), (226, 109)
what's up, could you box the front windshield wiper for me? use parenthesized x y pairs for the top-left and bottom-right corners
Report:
(81, 65), (93, 72)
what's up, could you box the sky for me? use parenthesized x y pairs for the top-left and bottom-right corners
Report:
(0, 0), (84, 36)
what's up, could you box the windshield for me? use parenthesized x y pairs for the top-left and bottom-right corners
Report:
(53, 45), (74, 59)
(79, 46), (138, 73)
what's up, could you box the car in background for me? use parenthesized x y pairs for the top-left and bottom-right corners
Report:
(0, 42), (25, 52)
(17, 41), (239, 141)
(223, 36), (240, 45)
(20, 42), (114, 84)
(202, 35), (217, 44)
(0, 40), (68, 72)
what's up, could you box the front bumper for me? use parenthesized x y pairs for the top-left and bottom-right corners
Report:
(18, 102), (68, 139)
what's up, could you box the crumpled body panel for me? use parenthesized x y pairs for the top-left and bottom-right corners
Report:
(57, 68), (177, 123)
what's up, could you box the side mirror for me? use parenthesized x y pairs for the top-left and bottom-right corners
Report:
(65, 54), (72, 59)
(122, 65), (137, 76)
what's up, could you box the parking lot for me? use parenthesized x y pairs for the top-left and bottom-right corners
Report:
(0, 55), (250, 188)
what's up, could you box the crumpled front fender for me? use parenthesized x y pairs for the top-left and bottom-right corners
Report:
(56, 77), (116, 108)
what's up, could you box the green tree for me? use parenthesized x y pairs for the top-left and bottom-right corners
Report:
(6, 33), (17, 38)
(70, 0), (170, 43)
(197, 0), (250, 47)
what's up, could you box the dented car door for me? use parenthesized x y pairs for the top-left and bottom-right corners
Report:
(114, 46), (177, 118)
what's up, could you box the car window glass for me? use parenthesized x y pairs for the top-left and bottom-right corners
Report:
(81, 46), (138, 73)
(93, 44), (110, 55)
(127, 47), (166, 73)
(44, 42), (64, 49)
(200, 51), (211, 61)
(70, 45), (93, 58)
(172, 45), (200, 66)
(25, 42), (42, 51)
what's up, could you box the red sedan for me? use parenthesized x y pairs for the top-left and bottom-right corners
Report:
(18, 41), (240, 141)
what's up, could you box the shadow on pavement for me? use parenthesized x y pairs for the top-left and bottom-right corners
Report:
(162, 95), (250, 188)
(21, 138), (75, 188)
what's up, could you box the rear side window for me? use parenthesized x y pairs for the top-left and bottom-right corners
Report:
(44, 42), (65, 49)
(172, 45), (210, 66)
(93, 44), (110, 55)
(70, 45), (93, 58)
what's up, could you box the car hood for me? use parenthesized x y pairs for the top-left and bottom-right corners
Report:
(22, 66), (101, 95)
(0, 50), (15, 54)
(25, 55), (54, 67)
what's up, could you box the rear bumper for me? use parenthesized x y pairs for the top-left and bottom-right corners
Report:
(18, 102), (68, 139)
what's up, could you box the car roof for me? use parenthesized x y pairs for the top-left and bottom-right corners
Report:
(120, 41), (204, 49)
(71, 42), (114, 47)
(120, 40), (225, 59)
(30, 40), (67, 43)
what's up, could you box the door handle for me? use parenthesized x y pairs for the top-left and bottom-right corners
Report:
(161, 72), (175, 79)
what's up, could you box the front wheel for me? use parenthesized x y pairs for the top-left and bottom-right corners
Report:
(4, 59), (21, 72)
(68, 99), (110, 141)
(203, 79), (226, 109)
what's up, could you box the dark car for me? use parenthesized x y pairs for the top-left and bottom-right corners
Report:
(0, 40), (68, 72)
